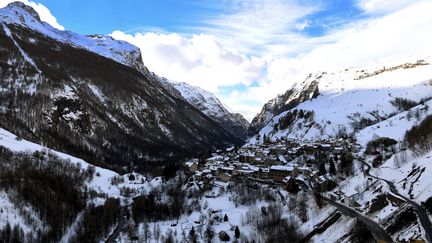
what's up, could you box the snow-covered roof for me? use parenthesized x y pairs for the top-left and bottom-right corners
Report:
(208, 155), (224, 161)
(222, 167), (234, 171)
(270, 165), (295, 171)
(237, 169), (254, 174)
(185, 161), (198, 167)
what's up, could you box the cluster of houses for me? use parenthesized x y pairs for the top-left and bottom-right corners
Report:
(355, 59), (427, 80)
(184, 138), (362, 193)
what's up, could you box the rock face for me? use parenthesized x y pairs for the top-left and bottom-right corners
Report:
(158, 77), (250, 141)
(0, 2), (242, 169)
(248, 73), (320, 136)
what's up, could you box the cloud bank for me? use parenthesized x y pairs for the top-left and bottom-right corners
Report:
(112, 0), (432, 121)
(111, 31), (264, 93)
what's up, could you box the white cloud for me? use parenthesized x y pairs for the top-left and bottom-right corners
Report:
(0, 0), (64, 30)
(356, 0), (417, 14)
(295, 20), (311, 31)
(114, 0), (432, 121)
(111, 31), (265, 93)
(193, 0), (320, 57)
(225, 0), (432, 120)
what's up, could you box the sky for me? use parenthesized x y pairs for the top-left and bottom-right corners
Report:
(1, 0), (431, 121)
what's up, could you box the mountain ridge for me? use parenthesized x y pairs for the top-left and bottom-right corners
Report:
(0, 2), (242, 171)
(248, 58), (432, 144)
(157, 77), (250, 141)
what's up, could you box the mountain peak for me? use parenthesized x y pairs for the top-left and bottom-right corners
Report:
(0, 2), (146, 72)
(4, 1), (41, 23)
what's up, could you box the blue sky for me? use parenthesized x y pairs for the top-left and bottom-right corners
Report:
(3, 0), (429, 120)
(34, 0), (363, 38)
(33, 0), (216, 35)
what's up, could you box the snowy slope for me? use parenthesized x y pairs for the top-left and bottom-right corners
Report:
(0, 127), (155, 198)
(0, 126), (166, 240)
(0, 2), (144, 71)
(250, 57), (432, 143)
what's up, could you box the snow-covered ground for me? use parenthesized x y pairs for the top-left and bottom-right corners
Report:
(0, 127), (159, 200)
(0, 190), (44, 234)
(376, 149), (432, 202)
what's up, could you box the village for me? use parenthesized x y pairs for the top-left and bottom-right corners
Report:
(184, 138), (362, 196)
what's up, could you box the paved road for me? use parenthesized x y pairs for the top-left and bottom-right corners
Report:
(105, 206), (127, 243)
(359, 159), (432, 243)
(322, 197), (394, 242)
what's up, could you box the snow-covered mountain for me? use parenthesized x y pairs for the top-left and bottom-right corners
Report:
(248, 73), (319, 136)
(250, 58), (432, 144)
(0, 2), (145, 72)
(0, 2), (242, 169)
(158, 77), (249, 140)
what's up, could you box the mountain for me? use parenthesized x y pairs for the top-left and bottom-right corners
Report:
(157, 77), (250, 141)
(249, 58), (432, 144)
(0, 2), (145, 72)
(248, 73), (320, 136)
(0, 2), (242, 171)
(181, 58), (432, 242)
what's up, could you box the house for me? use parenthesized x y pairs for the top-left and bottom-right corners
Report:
(194, 171), (203, 181)
(185, 160), (198, 174)
(216, 172), (231, 182)
(236, 169), (255, 177)
(253, 167), (270, 180)
(334, 146), (344, 155)
(342, 194), (361, 208)
(319, 143), (332, 151)
(315, 175), (337, 192)
(282, 176), (302, 193)
(239, 155), (254, 163)
(220, 166), (236, 175)
(203, 174), (214, 184)
(270, 165), (296, 182)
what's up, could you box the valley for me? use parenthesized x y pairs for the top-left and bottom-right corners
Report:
(1, 1), (432, 243)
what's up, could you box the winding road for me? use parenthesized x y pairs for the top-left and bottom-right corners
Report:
(322, 196), (394, 242)
(105, 206), (128, 243)
(359, 159), (432, 243)
(308, 180), (393, 242)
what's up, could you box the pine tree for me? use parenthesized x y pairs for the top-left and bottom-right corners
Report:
(329, 159), (336, 175)
(153, 224), (161, 242)
(205, 225), (215, 243)
(143, 222), (150, 243)
(319, 162), (326, 175)
(235, 226), (240, 239)
(2, 222), (11, 243)
(189, 226), (197, 243)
